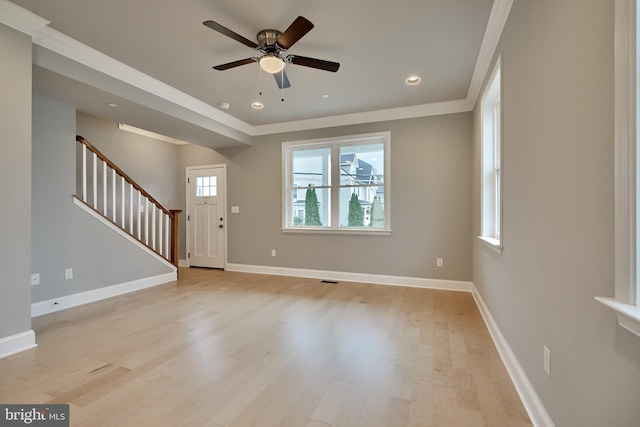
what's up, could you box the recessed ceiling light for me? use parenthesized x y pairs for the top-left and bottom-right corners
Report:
(218, 102), (230, 110)
(107, 103), (118, 108)
(405, 76), (421, 85)
(322, 94), (329, 98)
(251, 102), (264, 110)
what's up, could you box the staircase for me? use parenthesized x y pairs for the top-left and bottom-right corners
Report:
(74, 135), (181, 270)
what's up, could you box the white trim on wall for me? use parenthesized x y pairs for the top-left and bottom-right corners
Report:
(31, 272), (176, 317)
(0, 0), (49, 36)
(225, 263), (473, 292)
(0, 330), (37, 359)
(596, 0), (640, 337)
(466, 0), (514, 106)
(471, 285), (555, 427)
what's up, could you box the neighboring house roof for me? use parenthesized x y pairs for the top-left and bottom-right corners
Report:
(340, 154), (378, 184)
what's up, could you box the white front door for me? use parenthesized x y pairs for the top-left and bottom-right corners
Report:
(187, 165), (226, 269)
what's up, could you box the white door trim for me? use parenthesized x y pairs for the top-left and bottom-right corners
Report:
(185, 164), (227, 268)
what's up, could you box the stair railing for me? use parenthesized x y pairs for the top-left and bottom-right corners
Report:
(75, 135), (181, 269)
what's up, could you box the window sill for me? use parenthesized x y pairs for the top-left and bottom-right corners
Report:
(478, 236), (502, 254)
(282, 227), (391, 236)
(595, 297), (640, 337)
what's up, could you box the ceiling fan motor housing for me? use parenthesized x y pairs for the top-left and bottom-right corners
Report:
(205, 16), (339, 87)
(257, 29), (283, 49)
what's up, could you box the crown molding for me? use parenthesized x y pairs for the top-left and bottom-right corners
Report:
(466, 0), (514, 107)
(31, 25), (254, 137)
(0, 0), (49, 36)
(12, 0), (512, 138)
(251, 99), (474, 136)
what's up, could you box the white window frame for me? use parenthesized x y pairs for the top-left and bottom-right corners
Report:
(596, 0), (640, 337)
(479, 58), (503, 252)
(282, 132), (391, 234)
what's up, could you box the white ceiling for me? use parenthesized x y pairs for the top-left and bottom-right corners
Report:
(5, 0), (503, 148)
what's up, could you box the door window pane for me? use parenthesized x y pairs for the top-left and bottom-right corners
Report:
(196, 176), (217, 197)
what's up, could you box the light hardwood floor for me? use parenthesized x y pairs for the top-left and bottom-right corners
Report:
(0, 268), (532, 427)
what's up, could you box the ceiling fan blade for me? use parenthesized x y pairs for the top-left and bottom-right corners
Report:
(288, 55), (340, 72)
(274, 70), (291, 89)
(203, 20), (258, 49)
(276, 16), (314, 50)
(213, 57), (258, 71)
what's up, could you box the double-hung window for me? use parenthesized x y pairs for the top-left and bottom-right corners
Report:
(596, 0), (640, 337)
(282, 132), (390, 234)
(479, 58), (502, 250)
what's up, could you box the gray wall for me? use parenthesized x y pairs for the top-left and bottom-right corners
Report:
(472, 1), (640, 426)
(31, 96), (174, 303)
(76, 112), (180, 209)
(0, 24), (32, 339)
(179, 113), (473, 281)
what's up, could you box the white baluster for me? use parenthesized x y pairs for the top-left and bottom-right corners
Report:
(82, 145), (87, 202)
(165, 213), (170, 257)
(102, 161), (107, 215)
(137, 191), (142, 240)
(145, 198), (149, 245)
(112, 169), (116, 221)
(151, 204), (156, 250)
(129, 183), (134, 234)
(121, 176), (126, 228)
(92, 152), (97, 208)
(158, 213), (163, 256)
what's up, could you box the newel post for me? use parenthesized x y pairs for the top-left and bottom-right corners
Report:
(170, 210), (182, 276)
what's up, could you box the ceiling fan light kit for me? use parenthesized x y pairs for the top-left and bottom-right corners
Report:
(259, 55), (285, 74)
(204, 16), (340, 90)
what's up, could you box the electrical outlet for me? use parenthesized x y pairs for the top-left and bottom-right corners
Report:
(271, 249), (276, 257)
(31, 273), (40, 286)
(436, 258), (443, 267)
(64, 268), (73, 280)
(543, 345), (551, 377)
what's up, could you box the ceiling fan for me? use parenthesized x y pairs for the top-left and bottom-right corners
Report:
(203, 16), (340, 89)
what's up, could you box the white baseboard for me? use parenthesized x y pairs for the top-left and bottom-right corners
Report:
(0, 330), (37, 359)
(225, 263), (473, 292)
(31, 272), (177, 317)
(471, 285), (555, 427)
(179, 259), (189, 268)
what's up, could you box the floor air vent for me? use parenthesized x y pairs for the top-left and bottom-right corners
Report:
(321, 280), (339, 284)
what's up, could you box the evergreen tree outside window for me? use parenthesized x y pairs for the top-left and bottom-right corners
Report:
(283, 132), (390, 234)
(304, 185), (322, 225)
(348, 193), (364, 226)
(370, 196), (384, 227)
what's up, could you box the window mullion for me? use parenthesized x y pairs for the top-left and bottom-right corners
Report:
(331, 143), (340, 228)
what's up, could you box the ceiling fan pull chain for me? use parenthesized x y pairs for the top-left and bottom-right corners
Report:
(281, 69), (285, 102)
(259, 63), (263, 96)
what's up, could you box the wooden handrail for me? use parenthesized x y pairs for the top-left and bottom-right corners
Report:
(76, 135), (172, 217)
(76, 135), (181, 272)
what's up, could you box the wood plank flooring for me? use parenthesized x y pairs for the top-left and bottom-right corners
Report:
(0, 268), (532, 426)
